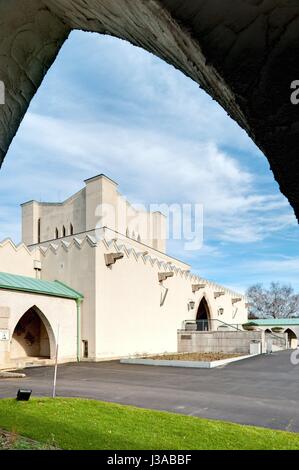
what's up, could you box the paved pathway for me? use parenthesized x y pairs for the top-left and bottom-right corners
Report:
(0, 350), (298, 432)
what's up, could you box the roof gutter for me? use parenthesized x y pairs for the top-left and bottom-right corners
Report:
(76, 298), (82, 362)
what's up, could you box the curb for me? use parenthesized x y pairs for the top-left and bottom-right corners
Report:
(120, 353), (259, 369)
(0, 371), (26, 379)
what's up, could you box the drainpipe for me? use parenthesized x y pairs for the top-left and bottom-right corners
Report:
(76, 298), (82, 362)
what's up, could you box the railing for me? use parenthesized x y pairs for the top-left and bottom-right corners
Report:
(182, 319), (243, 332)
(265, 331), (287, 349)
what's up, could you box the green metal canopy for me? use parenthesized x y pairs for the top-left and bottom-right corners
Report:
(246, 319), (299, 327)
(0, 272), (83, 300)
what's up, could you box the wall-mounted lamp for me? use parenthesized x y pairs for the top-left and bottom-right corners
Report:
(34, 260), (42, 279)
(188, 300), (196, 311)
(218, 307), (224, 316)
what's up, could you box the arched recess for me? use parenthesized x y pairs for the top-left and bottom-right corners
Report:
(284, 328), (298, 350)
(264, 328), (273, 341)
(11, 306), (56, 360)
(196, 296), (211, 331)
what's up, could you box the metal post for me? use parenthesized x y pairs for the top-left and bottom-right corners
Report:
(52, 324), (60, 399)
(77, 299), (82, 362)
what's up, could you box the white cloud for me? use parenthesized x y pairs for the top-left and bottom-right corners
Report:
(245, 257), (299, 273)
(0, 206), (20, 241)
(37, 32), (259, 153)
(237, 256), (299, 291)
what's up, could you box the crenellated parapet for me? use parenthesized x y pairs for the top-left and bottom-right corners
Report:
(0, 238), (40, 277)
(35, 233), (246, 302)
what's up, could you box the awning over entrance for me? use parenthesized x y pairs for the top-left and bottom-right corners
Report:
(0, 272), (83, 300)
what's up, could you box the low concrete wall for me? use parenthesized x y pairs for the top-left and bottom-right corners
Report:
(121, 354), (257, 369)
(178, 330), (288, 354)
(178, 330), (264, 355)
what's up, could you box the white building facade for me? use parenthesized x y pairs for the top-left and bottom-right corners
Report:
(0, 174), (248, 368)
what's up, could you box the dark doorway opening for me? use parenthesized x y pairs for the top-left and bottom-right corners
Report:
(11, 307), (51, 359)
(196, 297), (210, 331)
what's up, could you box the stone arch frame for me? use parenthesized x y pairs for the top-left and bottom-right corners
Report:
(1, 2), (299, 219)
(11, 305), (56, 359)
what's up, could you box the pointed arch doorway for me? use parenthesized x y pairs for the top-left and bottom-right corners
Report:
(11, 306), (54, 360)
(285, 329), (298, 349)
(196, 297), (211, 331)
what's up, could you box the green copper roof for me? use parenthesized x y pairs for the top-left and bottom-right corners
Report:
(0, 272), (83, 300)
(246, 319), (299, 326)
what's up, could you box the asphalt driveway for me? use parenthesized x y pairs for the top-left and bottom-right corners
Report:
(1, 350), (298, 432)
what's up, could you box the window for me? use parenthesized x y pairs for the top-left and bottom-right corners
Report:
(70, 223), (74, 235)
(55, 228), (59, 239)
(82, 340), (88, 359)
(63, 226), (66, 237)
(37, 218), (41, 244)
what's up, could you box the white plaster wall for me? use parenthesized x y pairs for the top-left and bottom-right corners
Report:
(22, 201), (40, 246)
(36, 236), (194, 360)
(39, 240), (97, 359)
(34, 235), (247, 360)
(22, 189), (86, 244)
(0, 307), (10, 365)
(21, 175), (167, 251)
(85, 175), (167, 252)
(0, 240), (39, 277)
(95, 243), (248, 359)
(0, 290), (77, 366)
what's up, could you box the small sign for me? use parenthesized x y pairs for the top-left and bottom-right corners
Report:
(0, 330), (9, 341)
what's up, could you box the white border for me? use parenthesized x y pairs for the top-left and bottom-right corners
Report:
(121, 354), (259, 369)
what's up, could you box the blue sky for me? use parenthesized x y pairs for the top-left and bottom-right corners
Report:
(0, 31), (298, 293)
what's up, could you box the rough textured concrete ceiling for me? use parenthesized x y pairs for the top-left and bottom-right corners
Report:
(0, 0), (299, 220)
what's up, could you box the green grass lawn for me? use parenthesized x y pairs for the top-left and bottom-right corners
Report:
(0, 398), (298, 450)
